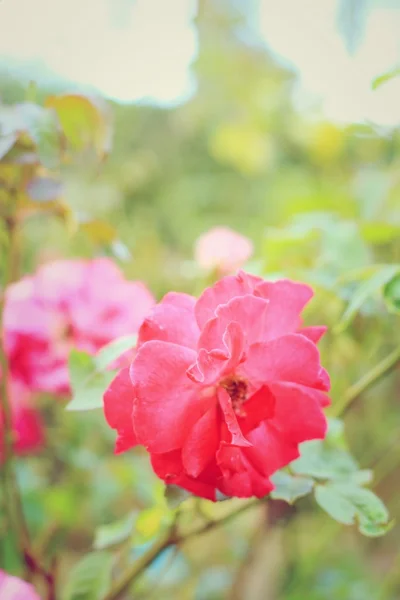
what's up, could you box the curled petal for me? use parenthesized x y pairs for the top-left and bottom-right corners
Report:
(218, 389), (252, 447)
(195, 271), (262, 329)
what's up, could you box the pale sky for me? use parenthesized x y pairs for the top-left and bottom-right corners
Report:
(0, 0), (399, 125)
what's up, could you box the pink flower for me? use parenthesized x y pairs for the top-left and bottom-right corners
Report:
(194, 227), (253, 275)
(104, 271), (330, 500)
(0, 381), (44, 460)
(0, 570), (41, 600)
(4, 258), (155, 395)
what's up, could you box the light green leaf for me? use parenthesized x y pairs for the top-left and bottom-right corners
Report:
(336, 264), (399, 332)
(45, 93), (112, 158)
(291, 439), (359, 481)
(63, 551), (113, 600)
(95, 334), (137, 371)
(66, 349), (116, 411)
(270, 471), (314, 504)
(315, 484), (356, 525)
(383, 273), (400, 313)
(372, 66), (400, 89)
(94, 512), (136, 550)
(315, 483), (390, 537)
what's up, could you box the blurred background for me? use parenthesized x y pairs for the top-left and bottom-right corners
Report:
(1, 0), (400, 598)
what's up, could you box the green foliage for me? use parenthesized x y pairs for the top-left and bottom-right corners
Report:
(315, 484), (392, 537)
(66, 349), (116, 411)
(63, 552), (114, 600)
(336, 264), (399, 332)
(270, 472), (314, 504)
(1, 3), (399, 598)
(66, 335), (137, 411)
(94, 512), (136, 550)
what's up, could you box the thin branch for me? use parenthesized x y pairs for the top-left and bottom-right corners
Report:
(332, 344), (400, 417)
(105, 499), (260, 600)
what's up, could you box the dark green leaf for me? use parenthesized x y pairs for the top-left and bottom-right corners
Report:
(63, 551), (113, 600)
(270, 471), (314, 504)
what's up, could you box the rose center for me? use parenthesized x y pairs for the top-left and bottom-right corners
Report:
(220, 376), (248, 417)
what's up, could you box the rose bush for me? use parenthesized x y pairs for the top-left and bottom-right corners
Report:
(4, 258), (154, 396)
(104, 271), (330, 500)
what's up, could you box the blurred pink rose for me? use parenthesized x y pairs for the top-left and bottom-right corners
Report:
(194, 227), (253, 275)
(4, 258), (155, 396)
(0, 569), (41, 599)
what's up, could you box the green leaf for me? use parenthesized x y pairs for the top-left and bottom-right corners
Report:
(66, 349), (116, 411)
(315, 484), (356, 525)
(26, 177), (63, 202)
(93, 512), (136, 550)
(45, 94), (112, 158)
(270, 471), (314, 504)
(372, 66), (400, 89)
(95, 334), (137, 371)
(291, 439), (359, 481)
(336, 264), (400, 332)
(383, 273), (400, 313)
(63, 551), (113, 600)
(315, 483), (390, 537)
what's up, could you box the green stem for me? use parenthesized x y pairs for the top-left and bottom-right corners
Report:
(105, 499), (260, 600)
(332, 344), (400, 417)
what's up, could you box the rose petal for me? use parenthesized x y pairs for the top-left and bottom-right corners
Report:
(195, 271), (262, 329)
(254, 279), (314, 340)
(131, 341), (210, 453)
(299, 325), (327, 344)
(241, 334), (329, 391)
(138, 292), (199, 349)
(103, 368), (137, 454)
(218, 388), (252, 447)
(268, 382), (328, 444)
(151, 450), (216, 501)
(182, 404), (220, 477)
